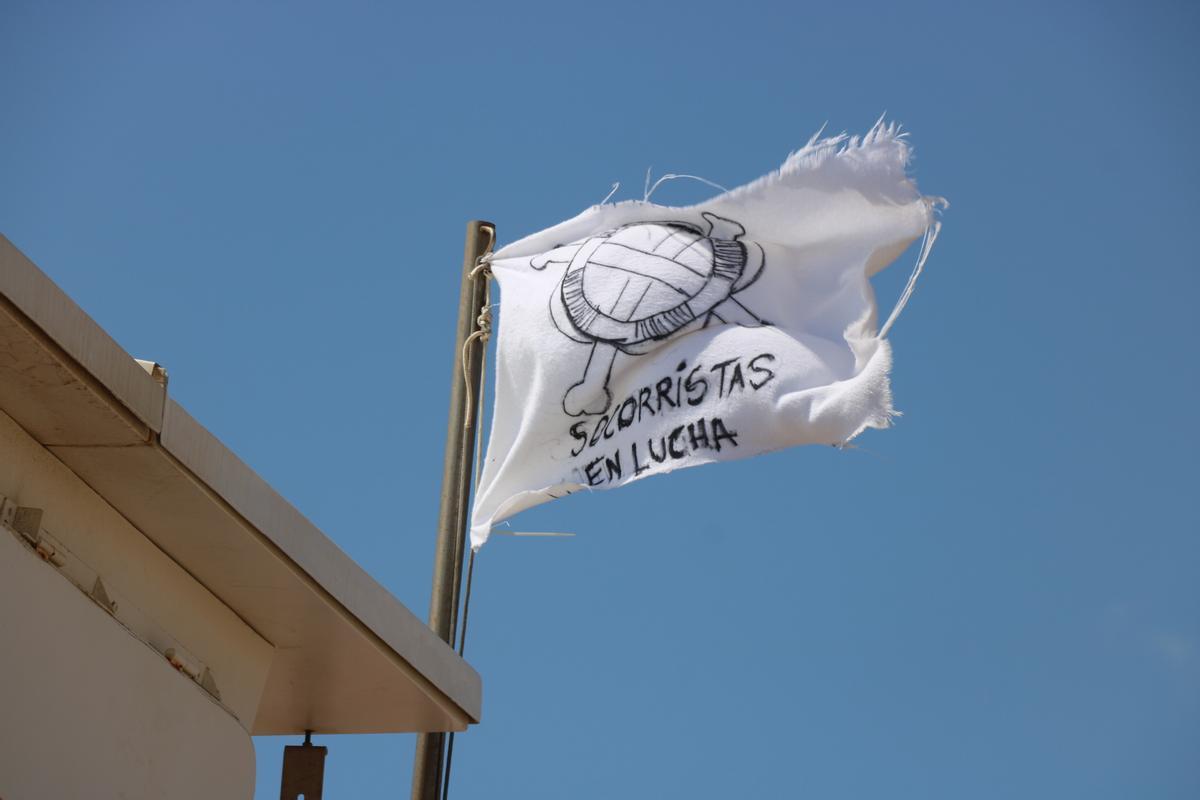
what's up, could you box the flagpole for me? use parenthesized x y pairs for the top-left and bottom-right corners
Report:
(411, 220), (494, 800)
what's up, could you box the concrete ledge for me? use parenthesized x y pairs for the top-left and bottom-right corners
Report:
(0, 235), (165, 435)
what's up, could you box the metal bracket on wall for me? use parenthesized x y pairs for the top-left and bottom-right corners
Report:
(199, 667), (222, 701)
(11, 505), (43, 543)
(0, 496), (17, 528)
(280, 730), (327, 800)
(91, 576), (117, 615)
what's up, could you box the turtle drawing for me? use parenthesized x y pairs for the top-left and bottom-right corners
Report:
(532, 211), (768, 417)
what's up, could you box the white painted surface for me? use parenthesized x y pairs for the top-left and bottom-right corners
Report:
(161, 400), (482, 732)
(0, 235), (482, 732)
(0, 234), (165, 435)
(0, 530), (256, 800)
(0, 408), (274, 728)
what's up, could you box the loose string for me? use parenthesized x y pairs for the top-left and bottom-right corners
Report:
(599, 181), (620, 205)
(644, 172), (729, 202)
(880, 197), (947, 338)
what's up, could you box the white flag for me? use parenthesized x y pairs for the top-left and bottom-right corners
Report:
(471, 122), (942, 548)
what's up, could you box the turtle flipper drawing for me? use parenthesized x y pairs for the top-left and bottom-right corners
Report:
(533, 211), (768, 417)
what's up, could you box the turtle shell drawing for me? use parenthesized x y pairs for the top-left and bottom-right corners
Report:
(532, 212), (768, 417)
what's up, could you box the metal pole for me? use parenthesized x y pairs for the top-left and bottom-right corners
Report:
(411, 220), (494, 800)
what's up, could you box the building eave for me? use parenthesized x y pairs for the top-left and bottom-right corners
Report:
(0, 234), (480, 734)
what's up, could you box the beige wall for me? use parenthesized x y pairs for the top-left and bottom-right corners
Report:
(0, 408), (273, 726)
(0, 408), (274, 798)
(0, 530), (256, 799)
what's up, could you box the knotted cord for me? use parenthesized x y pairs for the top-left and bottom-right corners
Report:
(461, 252), (493, 430)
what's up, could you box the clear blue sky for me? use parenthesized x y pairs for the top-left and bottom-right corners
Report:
(3, 1), (1197, 797)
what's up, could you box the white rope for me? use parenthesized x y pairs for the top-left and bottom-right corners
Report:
(461, 252), (494, 429)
